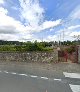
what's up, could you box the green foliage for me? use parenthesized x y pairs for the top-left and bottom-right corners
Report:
(0, 45), (16, 51)
(24, 41), (53, 51)
(14, 45), (23, 51)
(0, 40), (80, 46)
(65, 46), (76, 54)
(0, 41), (53, 52)
(1, 40), (79, 52)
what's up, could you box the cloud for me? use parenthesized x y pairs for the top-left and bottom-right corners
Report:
(11, 6), (18, 10)
(44, 32), (75, 42)
(70, 5), (80, 19)
(0, 34), (19, 41)
(19, 0), (44, 27)
(19, 34), (33, 41)
(68, 25), (80, 30)
(19, 0), (61, 32)
(0, 8), (62, 41)
(0, 7), (25, 33)
(22, 19), (61, 33)
(70, 31), (80, 36)
(0, 0), (4, 4)
(0, 26), (17, 34)
(47, 35), (58, 41)
(41, 19), (61, 30)
(0, 1), (64, 42)
(55, 5), (80, 41)
(0, 7), (8, 15)
(26, 19), (61, 32)
(0, 7), (33, 41)
(40, 5), (80, 42)
(42, 34), (63, 42)
(54, 24), (80, 41)
(50, 28), (54, 31)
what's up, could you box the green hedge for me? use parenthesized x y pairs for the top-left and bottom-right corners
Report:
(0, 44), (53, 52)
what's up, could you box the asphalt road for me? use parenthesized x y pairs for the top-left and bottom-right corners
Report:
(0, 62), (80, 92)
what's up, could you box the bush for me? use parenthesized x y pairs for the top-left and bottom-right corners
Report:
(65, 46), (76, 54)
(0, 42), (53, 52)
(0, 45), (16, 51)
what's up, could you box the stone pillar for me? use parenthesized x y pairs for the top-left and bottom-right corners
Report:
(78, 46), (80, 63)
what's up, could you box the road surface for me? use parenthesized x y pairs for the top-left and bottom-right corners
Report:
(0, 62), (80, 92)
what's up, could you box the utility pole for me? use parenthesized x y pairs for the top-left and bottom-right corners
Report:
(60, 33), (61, 46)
(63, 30), (65, 46)
(58, 33), (61, 46)
(58, 34), (59, 46)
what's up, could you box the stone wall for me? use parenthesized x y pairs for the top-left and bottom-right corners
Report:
(0, 50), (58, 63)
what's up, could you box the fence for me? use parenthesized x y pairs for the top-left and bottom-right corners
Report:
(58, 46), (78, 63)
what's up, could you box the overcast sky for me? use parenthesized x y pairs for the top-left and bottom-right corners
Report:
(0, 0), (80, 42)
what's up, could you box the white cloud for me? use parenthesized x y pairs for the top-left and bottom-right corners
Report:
(0, 6), (61, 42)
(19, 0), (44, 27)
(47, 35), (58, 41)
(40, 34), (59, 42)
(19, 34), (33, 41)
(0, 26), (17, 34)
(0, 34), (19, 41)
(56, 5), (80, 41)
(26, 19), (61, 32)
(50, 28), (54, 31)
(0, 7), (25, 33)
(11, 6), (18, 10)
(63, 25), (80, 37)
(70, 5), (80, 19)
(41, 5), (80, 42)
(44, 32), (74, 42)
(0, 7), (33, 41)
(58, 5), (80, 41)
(68, 25), (80, 30)
(0, 7), (8, 15)
(54, 24), (80, 41)
(41, 19), (61, 30)
(43, 33), (73, 42)
(0, 1), (62, 42)
(70, 31), (80, 36)
(0, 9), (62, 42)
(19, 0), (61, 32)
(0, 0), (4, 4)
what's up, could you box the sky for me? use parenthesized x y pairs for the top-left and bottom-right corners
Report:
(0, 0), (80, 42)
